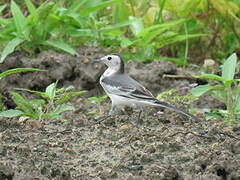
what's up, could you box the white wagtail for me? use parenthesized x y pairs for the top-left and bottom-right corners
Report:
(96, 53), (198, 121)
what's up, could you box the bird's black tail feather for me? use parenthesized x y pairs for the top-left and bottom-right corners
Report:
(153, 100), (199, 121)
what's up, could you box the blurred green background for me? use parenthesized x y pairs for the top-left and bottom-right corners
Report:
(0, 0), (239, 65)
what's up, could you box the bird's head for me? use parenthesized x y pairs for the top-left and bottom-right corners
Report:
(97, 54), (124, 73)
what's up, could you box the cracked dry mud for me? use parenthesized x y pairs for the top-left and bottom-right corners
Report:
(0, 49), (239, 180)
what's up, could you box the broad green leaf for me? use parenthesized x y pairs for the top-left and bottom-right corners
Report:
(43, 104), (75, 119)
(0, 109), (24, 118)
(11, 92), (36, 118)
(54, 104), (75, 114)
(34, 2), (55, 21)
(44, 40), (78, 56)
(0, 68), (46, 79)
(195, 74), (224, 81)
(190, 84), (214, 97)
(45, 83), (57, 100)
(191, 84), (224, 97)
(0, 37), (23, 63)
(11, 1), (29, 39)
(24, 0), (36, 15)
(222, 53), (237, 80)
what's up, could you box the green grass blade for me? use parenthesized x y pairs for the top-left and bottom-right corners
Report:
(222, 53), (237, 81)
(15, 88), (49, 99)
(137, 19), (186, 37)
(44, 40), (78, 56)
(0, 37), (23, 63)
(24, 0), (36, 15)
(67, 0), (88, 13)
(0, 68), (46, 79)
(195, 74), (224, 81)
(11, 0), (29, 39)
(81, 0), (123, 16)
(190, 85), (214, 97)
(98, 20), (135, 32)
(0, 109), (24, 117)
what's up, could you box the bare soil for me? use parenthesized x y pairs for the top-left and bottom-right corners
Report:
(0, 49), (239, 180)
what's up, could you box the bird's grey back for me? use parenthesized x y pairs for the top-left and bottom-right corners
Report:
(101, 73), (154, 100)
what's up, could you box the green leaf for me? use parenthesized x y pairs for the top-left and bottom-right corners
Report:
(222, 53), (237, 80)
(65, 91), (87, 97)
(137, 19), (186, 37)
(195, 74), (224, 81)
(98, 20), (134, 32)
(44, 40), (78, 56)
(24, 0), (36, 15)
(11, 92), (36, 118)
(11, 0), (29, 39)
(15, 88), (49, 99)
(0, 109), (24, 117)
(0, 37), (23, 63)
(81, 0), (123, 16)
(190, 85), (214, 97)
(29, 99), (45, 106)
(45, 83), (57, 101)
(43, 104), (75, 119)
(224, 80), (234, 87)
(67, 0), (88, 13)
(54, 104), (75, 114)
(0, 68), (46, 79)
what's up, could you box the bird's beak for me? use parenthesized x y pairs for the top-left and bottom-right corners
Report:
(93, 59), (101, 62)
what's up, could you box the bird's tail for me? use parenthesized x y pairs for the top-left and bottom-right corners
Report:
(151, 100), (199, 121)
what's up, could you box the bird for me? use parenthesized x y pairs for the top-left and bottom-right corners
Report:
(95, 53), (198, 123)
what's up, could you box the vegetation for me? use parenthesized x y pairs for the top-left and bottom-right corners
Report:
(0, 67), (46, 112)
(87, 95), (108, 115)
(191, 53), (239, 122)
(0, 0), (239, 64)
(0, 82), (86, 120)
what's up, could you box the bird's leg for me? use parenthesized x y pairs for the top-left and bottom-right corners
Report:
(137, 109), (143, 124)
(109, 105), (119, 127)
(92, 105), (116, 125)
(108, 105), (117, 116)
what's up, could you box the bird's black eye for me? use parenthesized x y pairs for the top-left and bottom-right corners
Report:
(107, 57), (112, 60)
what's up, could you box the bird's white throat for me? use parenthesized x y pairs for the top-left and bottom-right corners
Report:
(103, 66), (120, 77)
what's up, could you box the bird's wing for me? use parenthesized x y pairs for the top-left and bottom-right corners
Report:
(101, 74), (156, 100)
